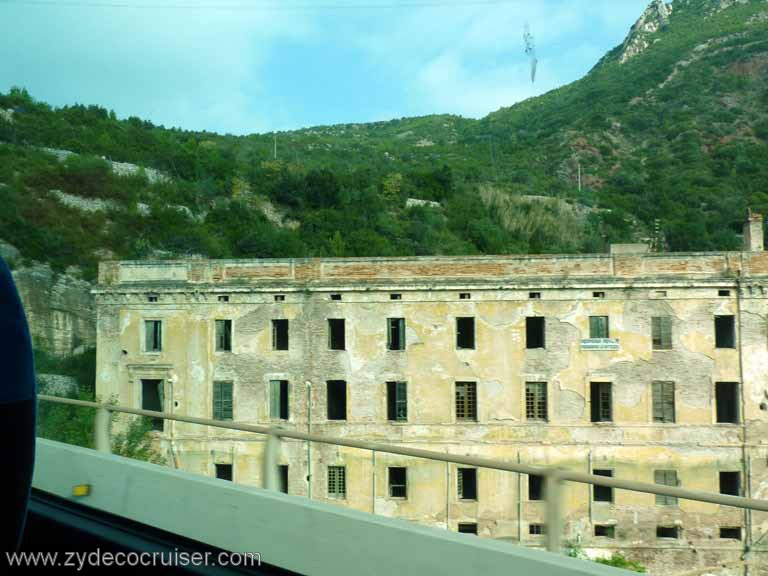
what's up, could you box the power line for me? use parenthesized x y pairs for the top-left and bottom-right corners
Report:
(0, 0), (519, 11)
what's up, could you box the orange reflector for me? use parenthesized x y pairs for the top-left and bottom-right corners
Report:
(72, 484), (91, 497)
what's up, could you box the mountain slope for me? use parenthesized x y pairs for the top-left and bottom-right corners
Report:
(1, 0), (767, 284)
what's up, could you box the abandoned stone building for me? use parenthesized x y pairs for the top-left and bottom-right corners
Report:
(94, 214), (768, 573)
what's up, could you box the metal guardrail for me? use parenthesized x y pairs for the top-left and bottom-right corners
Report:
(37, 394), (768, 555)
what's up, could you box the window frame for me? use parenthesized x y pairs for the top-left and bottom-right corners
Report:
(386, 381), (408, 422)
(590, 382), (613, 423)
(528, 474), (544, 501)
(326, 380), (347, 421)
(328, 318), (346, 351)
(388, 466), (408, 499)
(589, 316), (609, 339)
(455, 381), (477, 422)
(143, 319), (163, 353)
(654, 469), (679, 506)
(387, 318), (406, 351)
(652, 380), (676, 423)
(715, 381), (740, 424)
(525, 381), (548, 422)
(269, 379), (290, 420)
(278, 464), (289, 494)
(457, 523), (478, 535)
(592, 469), (614, 503)
(212, 380), (234, 421)
(719, 471), (741, 496)
(272, 319), (289, 351)
(327, 465), (347, 499)
(651, 316), (673, 350)
(525, 317), (546, 349)
(456, 317), (476, 350)
(457, 467), (478, 501)
(214, 319), (233, 352)
(215, 463), (233, 481)
(715, 315), (736, 349)
(141, 378), (165, 431)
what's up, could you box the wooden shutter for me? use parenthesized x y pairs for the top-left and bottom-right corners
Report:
(396, 381), (407, 421)
(270, 380), (281, 419)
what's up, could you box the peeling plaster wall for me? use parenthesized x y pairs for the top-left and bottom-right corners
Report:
(95, 254), (768, 575)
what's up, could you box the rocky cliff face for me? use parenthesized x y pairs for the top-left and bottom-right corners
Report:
(11, 262), (95, 357)
(619, 0), (674, 63)
(618, 0), (765, 64)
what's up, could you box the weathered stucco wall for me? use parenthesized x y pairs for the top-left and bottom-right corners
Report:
(95, 254), (768, 575)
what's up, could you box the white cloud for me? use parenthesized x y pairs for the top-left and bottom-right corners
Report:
(353, 0), (647, 118)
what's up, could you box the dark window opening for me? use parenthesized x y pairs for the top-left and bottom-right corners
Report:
(529, 475), (544, 501)
(327, 380), (347, 420)
(720, 527), (741, 540)
(328, 466), (346, 498)
(715, 315), (736, 348)
(652, 381), (676, 423)
(218, 295), (229, 302)
(141, 379), (164, 431)
(458, 468), (477, 500)
(720, 471), (741, 496)
(387, 318), (406, 351)
(278, 465), (288, 494)
(388, 467), (407, 498)
(145, 320), (162, 352)
(272, 319), (289, 350)
(455, 381), (477, 421)
(526, 317), (545, 349)
(274, 294), (285, 302)
(593, 291), (605, 299)
(525, 381), (547, 421)
(594, 525), (615, 538)
(655, 470), (679, 506)
(458, 523), (478, 535)
(716, 382), (740, 423)
(593, 469), (614, 503)
(328, 319), (346, 350)
(529, 524), (545, 535)
(459, 293), (471, 300)
(147, 295), (158, 302)
(215, 464), (232, 481)
(390, 293), (402, 300)
(529, 292), (541, 299)
(652, 316), (673, 350)
(590, 382), (613, 422)
(387, 381), (407, 422)
(456, 317), (475, 349)
(657, 526), (680, 539)
(719, 290), (731, 297)
(330, 294), (342, 301)
(589, 316), (609, 339)
(215, 319), (232, 352)
(212, 381), (233, 421)
(270, 380), (289, 420)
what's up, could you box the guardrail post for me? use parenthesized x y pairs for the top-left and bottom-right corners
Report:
(94, 405), (111, 454)
(546, 469), (564, 554)
(262, 432), (281, 491)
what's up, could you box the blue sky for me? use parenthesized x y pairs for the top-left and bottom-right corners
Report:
(0, 0), (650, 135)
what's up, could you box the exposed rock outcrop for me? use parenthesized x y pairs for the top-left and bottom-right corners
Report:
(40, 147), (170, 184)
(619, 0), (674, 63)
(12, 263), (95, 357)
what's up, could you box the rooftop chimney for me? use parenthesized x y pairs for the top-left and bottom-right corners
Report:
(744, 209), (764, 252)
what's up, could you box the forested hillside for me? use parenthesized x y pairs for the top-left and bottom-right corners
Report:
(2, 0), (767, 282)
